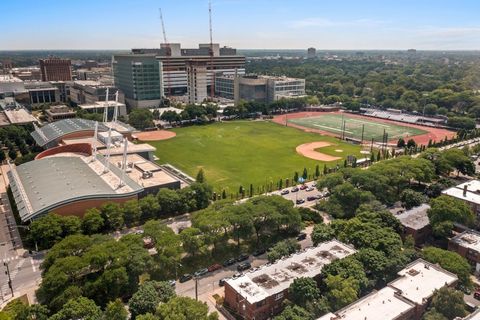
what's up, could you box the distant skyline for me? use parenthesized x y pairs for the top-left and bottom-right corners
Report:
(2, 0), (480, 50)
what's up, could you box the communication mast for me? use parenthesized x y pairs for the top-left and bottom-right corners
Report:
(208, 0), (215, 99)
(159, 8), (172, 100)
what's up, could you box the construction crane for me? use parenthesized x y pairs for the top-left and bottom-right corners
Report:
(208, 0), (215, 99)
(159, 8), (172, 101)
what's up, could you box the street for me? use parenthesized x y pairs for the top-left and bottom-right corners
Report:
(0, 165), (43, 308)
(174, 226), (314, 317)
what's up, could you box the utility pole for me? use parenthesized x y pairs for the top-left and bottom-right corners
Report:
(361, 124), (365, 142)
(4, 262), (13, 296)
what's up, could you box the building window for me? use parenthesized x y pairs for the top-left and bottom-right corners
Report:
(274, 292), (284, 301)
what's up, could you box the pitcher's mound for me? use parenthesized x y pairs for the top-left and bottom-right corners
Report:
(296, 142), (341, 162)
(135, 130), (176, 141)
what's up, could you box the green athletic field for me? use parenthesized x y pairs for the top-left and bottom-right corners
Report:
(288, 114), (427, 142)
(147, 121), (362, 193)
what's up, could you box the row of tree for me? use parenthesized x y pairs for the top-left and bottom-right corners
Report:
(27, 182), (213, 250)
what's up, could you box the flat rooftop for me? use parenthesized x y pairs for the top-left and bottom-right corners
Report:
(388, 259), (458, 305)
(103, 121), (137, 133)
(108, 153), (179, 188)
(8, 154), (143, 221)
(395, 203), (431, 230)
(442, 180), (480, 206)
(332, 287), (415, 320)
(79, 101), (126, 110)
(450, 229), (480, 253)
(0, 75), (23, 83)
(226, 240), (356, 304)
(464, 310), (480, 319)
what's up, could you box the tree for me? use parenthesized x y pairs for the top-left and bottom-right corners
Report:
(101, 202), (125, 231)
(302, 168), (308, 180)
(104, 299), (128, 320)
(128, 109), (154, 130)
(289, 277), (321, 307)
(139, 194), (161, 220)
(82, 208), (104, 235)
(156, 296), (218, 320)
(311, 224), (335, 245)
(315, 164), (320, 178)
(157, 188), (183, 216)
(428, 195), (474, 238)
(128, 282), (161, 319)
(397, 138), (405, 148)
(400, 189), (426, 210)
(406, 139), (417, 149)
(267, 239), (300, 262)
(123, 200), (142, 227)
(136, 314), (158, 320)
(29, 213), (63, 249)
(422, 247), (472, 288)
(274, 305), (312, 320)
(196, 168), (206, 183)
(49, 297), (103, 320)
(427, 287), (467, 319)
(324, 275), (359, 311)
(294, 172), (299, 183)
(8, 148), (17, 160)
(180, 227), (205, 257)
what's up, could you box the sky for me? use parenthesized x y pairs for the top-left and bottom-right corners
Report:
(1, 0), (480, 50)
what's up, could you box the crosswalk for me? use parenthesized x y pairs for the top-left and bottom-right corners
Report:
(0, 258), (26, 297)
(1, 254), (21, 263)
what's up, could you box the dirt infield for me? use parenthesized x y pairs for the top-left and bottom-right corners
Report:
(272, 111), (456, 146)
(134, 130), (176, 141)
(296, 142), (342, 162)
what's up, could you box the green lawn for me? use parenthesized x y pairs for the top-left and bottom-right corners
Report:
(147, 121), (362, 193)
(288, 114), (427, 142)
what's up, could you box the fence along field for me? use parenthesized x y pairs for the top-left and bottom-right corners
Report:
(287, 113), (427, 142)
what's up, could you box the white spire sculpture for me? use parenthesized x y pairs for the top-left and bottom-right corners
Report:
(103, 87), (110, 123)
(91, 121), (98, 162)
(103, 127), (112, 173)
(113, 90), (119, 123)
(119, 137), (128, 188)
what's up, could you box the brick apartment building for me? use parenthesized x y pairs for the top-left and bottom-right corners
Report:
(318, 259), (458, 320)
(449, 229), (480, 273)
(395, 204), (432, 245)
(223, 240), (356, 320)
(39, 58), (72, 81)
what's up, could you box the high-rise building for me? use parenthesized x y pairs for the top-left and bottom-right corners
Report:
(113, 43), (245, 108)
(307, 47), (316, 59)
(186, 60), (208, 104)
(112, 54), (161, 109)
(39, 58), (72, 81)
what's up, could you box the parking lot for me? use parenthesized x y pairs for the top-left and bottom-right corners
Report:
(269, 181), (325, 207)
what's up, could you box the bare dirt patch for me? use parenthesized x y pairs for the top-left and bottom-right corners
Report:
(135, 130), (176, 141)
(296, 142), (341, 162)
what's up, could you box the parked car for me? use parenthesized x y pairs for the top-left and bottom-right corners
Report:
(299, 185), (307, 190)
(296, 232), (307, 241)
(168, 279), (176, 287)
(237, 253), (249, 262)
(208, 263), (222, 272)
(237, 262), (251, 271)
(474, 290), (480, 300)
(307, 196), (317, 201)
(193, 268), (208, 277)
(194, 268), (209, 277)
(179, 274), (192, 283)
(252, 248), (266, 257)
(223, 258), (236, 267)
(306, 187), (315, 192)
(280, 189), (290, 195)
(232, 272), (243, 279)
(291, 187), (299, 192)
(296, 199), (305, 205)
